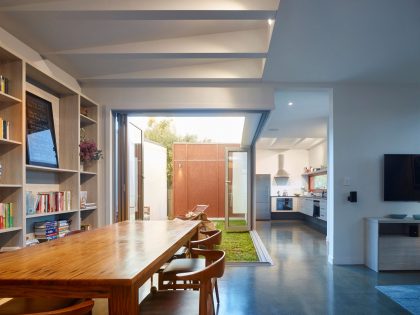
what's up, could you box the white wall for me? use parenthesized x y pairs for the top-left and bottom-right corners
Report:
(144, 141), (168, 220)
(309, 141), (327, 168)
(331, 85), (420, 264)
(256, 149), (309, 195)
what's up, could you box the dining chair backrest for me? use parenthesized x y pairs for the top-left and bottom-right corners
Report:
(0, 298), (94, 315)
(189, 229), (222, 251)
(175, 249), (225, 315)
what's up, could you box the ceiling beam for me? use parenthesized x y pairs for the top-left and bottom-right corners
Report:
(0, 10), (277, 20)
(0, 0), (280, 11)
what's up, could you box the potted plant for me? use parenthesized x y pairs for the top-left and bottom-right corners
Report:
(79, 129), (103, 171)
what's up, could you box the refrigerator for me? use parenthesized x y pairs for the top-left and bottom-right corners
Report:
(256, 174), (271, 220)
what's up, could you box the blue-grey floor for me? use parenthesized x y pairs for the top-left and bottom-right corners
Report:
(216, 220), (420, 315)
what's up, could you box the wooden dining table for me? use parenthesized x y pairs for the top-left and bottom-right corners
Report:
(0, 220), (201, 314)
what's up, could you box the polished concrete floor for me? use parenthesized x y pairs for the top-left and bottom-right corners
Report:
(216, 220), (420, 315)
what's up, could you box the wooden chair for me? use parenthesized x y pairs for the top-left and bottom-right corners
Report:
(158, 230), (222, 304)
(141, 249), (225, 315)
(0, 298), (94, 315)
(176, 204), (209, 221)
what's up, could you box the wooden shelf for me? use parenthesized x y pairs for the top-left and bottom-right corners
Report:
(0, 91), (21, 105)
(0, 227), (22, 234)
(26, 209), (79, 219)
(80, 171), (96, 176)
(0, 184), (22, 188)
(80, 114), (97, 126)
(80, 206), (97, 212)
(0, 138), (22, 145)
(302, 168), (328, 176)
(26, 165), (78, 174)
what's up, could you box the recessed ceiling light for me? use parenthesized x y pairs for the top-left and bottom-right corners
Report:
(268, 19), (274, 26)
(288, 102), (294, 106)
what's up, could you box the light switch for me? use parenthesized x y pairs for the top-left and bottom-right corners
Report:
(343, 176), (350, 186)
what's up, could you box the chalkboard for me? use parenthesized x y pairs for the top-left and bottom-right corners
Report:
(26, 92), (59, 168)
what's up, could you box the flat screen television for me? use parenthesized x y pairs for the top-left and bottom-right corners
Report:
(384, 154), (420, 201)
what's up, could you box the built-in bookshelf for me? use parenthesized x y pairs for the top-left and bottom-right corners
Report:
(0, 45), (101, 250)
(79, 95), (99, 230)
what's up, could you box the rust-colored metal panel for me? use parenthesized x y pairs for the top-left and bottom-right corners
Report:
(172, 143), (240, 218)
(186, 161), (219, 217)
(173, 160), (188, 217)
(173, 143), (187, 161)
(187, 144), (218, 160)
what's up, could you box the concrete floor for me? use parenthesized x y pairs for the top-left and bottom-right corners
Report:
(216, 220), (420, 315)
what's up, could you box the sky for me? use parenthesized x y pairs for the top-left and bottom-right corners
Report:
(129, 116), (245, 143)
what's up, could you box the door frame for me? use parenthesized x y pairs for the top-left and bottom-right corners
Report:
(225, 146), (252, 232)
(108, 109), (270, 228)
(113, 113), (144, 222)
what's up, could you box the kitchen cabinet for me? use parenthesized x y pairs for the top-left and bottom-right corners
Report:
(300, 198), (313, 216)
(298, 197), (328, 222)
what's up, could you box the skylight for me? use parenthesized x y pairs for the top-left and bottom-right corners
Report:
(129, 116), (245, 144)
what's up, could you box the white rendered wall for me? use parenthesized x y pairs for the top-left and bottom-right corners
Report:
(309, 141), (327, 168)
(144, 141), (168, 220)
(256, 149), (309, 195)
(331, 85), (420, 264)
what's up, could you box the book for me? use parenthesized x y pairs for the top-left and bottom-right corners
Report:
(27, 191), (72, 214)
(5, 203), (9, 228)
(80, 191), (87, 208)
(0, 204), (4, 229)
(9, 203), (12, 228)
(3, 120), (7, 139)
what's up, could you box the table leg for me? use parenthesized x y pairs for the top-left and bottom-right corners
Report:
(109, 285), (138, 315)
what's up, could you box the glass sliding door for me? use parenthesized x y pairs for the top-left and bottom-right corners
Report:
(225, 147), (251, 231)
(113, 113), (144, 222)
(127, 122), (143, 220)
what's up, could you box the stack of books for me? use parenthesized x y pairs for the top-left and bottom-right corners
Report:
(0, 117), (10, 140)
(84, 202), (96, 209)
(58, 220), (70, 237)
(0, 203), (13, 229)
(26, 191), (71, 215)
(34, 220), (70, 241)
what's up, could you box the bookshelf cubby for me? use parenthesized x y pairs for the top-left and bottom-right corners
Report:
(0, 45), (101, 250)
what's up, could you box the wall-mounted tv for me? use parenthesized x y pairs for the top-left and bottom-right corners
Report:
(384, 154), (420, 201)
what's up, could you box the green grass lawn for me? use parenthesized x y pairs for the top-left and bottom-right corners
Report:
(214, 221), (259, 262)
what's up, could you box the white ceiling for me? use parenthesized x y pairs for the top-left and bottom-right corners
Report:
(263, 0), (420, 84)
(1, 0), (419, 84)
(0, 0), (279, 82)
(257, 90), (329, 150)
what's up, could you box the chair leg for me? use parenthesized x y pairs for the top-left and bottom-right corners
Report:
(214, 279), (220, 304)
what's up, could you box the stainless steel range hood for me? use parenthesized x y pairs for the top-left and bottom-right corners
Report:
(274, 154), (289, 178)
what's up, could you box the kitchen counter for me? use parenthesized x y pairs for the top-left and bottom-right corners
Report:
(271, 195), (300, 198)
(299, 196), (327, 200)
(270, 195), (327, 200)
